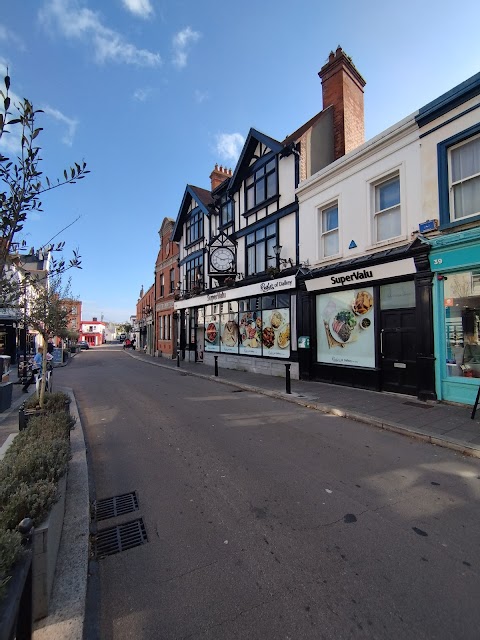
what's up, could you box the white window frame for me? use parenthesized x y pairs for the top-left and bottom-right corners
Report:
(317, 200), (340, 261)
(448, 133), (480, 222)
(369, 168), (405, 247)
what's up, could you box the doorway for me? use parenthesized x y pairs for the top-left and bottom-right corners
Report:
(380, 308), (417, 395)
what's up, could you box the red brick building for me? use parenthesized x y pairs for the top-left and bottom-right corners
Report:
(154, 218), (179, 358)
(63, 299), (82, 339)
(136, 284), (154, 352)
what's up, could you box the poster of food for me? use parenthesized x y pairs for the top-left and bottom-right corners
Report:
(204, 315), (220, 352)
(262, 308), (290, 358)
(316, 287), (375, 368)
(239, 311), (262, 355)
(220, 315), (239, 353)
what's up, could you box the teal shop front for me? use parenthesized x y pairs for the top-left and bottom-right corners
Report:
(429, 227), (480, 405)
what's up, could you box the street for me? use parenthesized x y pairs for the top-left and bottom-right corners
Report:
(58, 345), (480, 640)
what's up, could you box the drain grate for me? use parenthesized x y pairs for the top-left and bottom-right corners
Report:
(403, 401), (433, 409)
(96, 518), (148, 558)
(96, 492), (139, 521)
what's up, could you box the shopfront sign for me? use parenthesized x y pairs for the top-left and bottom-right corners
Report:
(306, 258), (416, 292)
(175, 276), (296, 310)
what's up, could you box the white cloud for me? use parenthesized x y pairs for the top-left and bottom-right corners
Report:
(194, 89), (208, 104)
(0, 23), (25, 51)
(43, 106), (78, 146)
(39, 0), (161, 67)
(121, 0), (154, 19)
(133, 87), (152, 102)
(215, 133), (245, 163)
(172, 26), (200, 69)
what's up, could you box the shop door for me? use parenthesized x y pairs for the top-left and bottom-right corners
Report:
(380, 308), (417, 395)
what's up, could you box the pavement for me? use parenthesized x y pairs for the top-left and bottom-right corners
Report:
(0, 347), (479, 638)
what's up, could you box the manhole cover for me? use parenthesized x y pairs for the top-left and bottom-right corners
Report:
(96, 492), (139, 521)
(96, 518), (148, 558)
(403, 401), (433, 409)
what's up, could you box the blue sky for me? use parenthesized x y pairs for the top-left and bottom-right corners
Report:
(1, 0), (479, 322)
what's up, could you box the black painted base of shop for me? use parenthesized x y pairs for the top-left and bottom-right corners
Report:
(0, 381), (13, 412)
(310, 364), (381, 393)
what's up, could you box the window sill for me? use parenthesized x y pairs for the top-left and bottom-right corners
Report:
(439, 213), (480, 230)
(366, 234), (408, 251)
(311, 254), (343, 267)
(184, 239), (204, 251)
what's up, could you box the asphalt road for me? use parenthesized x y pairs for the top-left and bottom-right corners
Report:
(57, 345), (480, 640)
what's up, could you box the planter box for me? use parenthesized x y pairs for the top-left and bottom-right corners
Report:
(32, 473), (67, 621)
(0, 382), (12, 413)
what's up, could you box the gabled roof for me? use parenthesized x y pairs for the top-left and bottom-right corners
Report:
(172, 184), (214, 242)
(228, 128), (284, 193)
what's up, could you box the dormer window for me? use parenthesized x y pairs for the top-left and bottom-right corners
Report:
(186, 210), (203, 245)
(245, 159), (277, 211)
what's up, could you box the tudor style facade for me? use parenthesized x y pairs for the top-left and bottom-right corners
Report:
(173, 48), (367, 377)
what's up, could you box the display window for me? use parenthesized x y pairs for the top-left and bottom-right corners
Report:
(204, 304), (220, 352)
(316, 287), (375, 368)
(444, 270), (480, 378)
(202, 294), (291, 358)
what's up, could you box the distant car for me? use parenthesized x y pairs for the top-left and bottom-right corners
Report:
(118, 333), (126, 342)
(78, 341), (90, 350)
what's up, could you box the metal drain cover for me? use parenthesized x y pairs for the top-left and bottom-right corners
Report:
(96, 492), (139, 521)
(96, 518), (148, 558)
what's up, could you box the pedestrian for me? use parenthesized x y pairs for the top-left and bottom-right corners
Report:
(22, 346), (44, 393)
(47, 339), (54, 355)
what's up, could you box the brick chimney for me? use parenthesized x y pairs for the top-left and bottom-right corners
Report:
(319, 46), (366, 160)
(210, 164), (233, 191)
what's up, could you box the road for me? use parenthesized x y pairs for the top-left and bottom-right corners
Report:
(57, 344), (480, 640)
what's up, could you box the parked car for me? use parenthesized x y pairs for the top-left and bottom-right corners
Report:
(78, 341), (90, 350)
(118, 333), (126, 342)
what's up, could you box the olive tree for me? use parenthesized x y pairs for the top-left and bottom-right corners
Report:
(0, 71), (88, 306)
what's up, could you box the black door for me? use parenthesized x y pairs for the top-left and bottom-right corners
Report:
(380, 308), (417, 395)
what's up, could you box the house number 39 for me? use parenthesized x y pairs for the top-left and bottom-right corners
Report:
(433, 258), (443, 265)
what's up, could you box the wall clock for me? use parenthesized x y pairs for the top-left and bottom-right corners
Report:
(210, 246), (235, 272)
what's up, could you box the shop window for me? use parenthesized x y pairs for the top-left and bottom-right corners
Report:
(245, 159), (277, 212)
(372, 174), (401, 243)
(246, 223), (277, 276)
(203, 294), (290, 358)
(319, 202), (339, 258)
(438, 124), (480, 227)
(444, 270), (480, 378)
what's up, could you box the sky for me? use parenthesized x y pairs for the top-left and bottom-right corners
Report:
(1, 0), (480, 322)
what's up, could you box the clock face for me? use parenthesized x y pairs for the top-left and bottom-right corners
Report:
(210, 247), (235, 272)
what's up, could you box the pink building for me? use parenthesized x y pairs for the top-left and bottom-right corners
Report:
(80, 317), (106, 347)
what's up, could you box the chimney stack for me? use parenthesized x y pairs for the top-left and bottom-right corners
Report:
(210, 164), (233, 191)
(319, 46), (366, 160)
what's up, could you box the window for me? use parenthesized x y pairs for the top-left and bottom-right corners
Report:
(160, 274), (164, 297)
(373, 174), (401, 242)
(246, 223), (277, 276)
(186, 210), (203, 245)
(71, 307), (77, 315)
(170, 268), (175, 293)
(185, 255), (203, 291)
(449, 134), (480, 221)
(219, 193), (234, 229)
(245, 159), (277, 211)
(319, 202), (339, 258)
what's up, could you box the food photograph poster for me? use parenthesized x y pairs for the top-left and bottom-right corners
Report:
(316, 288), (375, 368)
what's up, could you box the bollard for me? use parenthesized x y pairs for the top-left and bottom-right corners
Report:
(285, 363), (291, 394)
(214, 355), (219, 377)
(471, 385), (480, 420)
(177, 353), (180, 368)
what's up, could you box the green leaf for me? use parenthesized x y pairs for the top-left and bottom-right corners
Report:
(4, 96), (10, 110)
(63, 169), (67, 180)
(5, 74), (10, 90)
